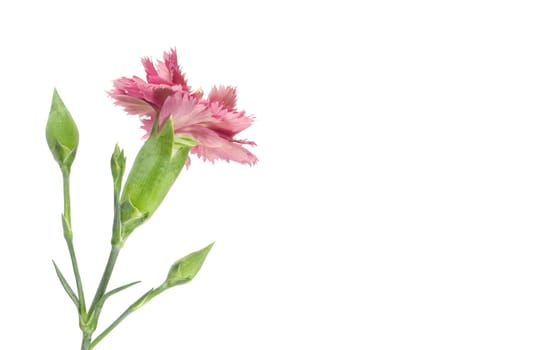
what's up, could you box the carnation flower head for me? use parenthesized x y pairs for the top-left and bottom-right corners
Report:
(110, 48), (190, 118)
(109, 49), (257, 165)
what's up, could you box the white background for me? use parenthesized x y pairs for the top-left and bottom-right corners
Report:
(1, 0), (552, 349)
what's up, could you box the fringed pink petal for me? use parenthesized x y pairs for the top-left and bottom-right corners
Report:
(111, 95), (157, 117)
(179, 125), (228, 148)
(191, 138), (258, 165)
(159, 93), (212, 130)
(139, 116), (154, 138)
(141, 49), (188, 89)
(234, 138), (257, 146)
(207, 103), (255, 135)
(208, 85), (237, 109)
(163, 48), (187, 86)
(141, 57), (162, 84)
(110, 76), (185, 115)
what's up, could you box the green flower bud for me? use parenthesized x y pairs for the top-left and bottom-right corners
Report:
(45, 88), (79, 170)
(129, 242), (215, 312)
(163, 242), (215, 289)
(110, 144), (126, 197)
(118, 118), (196, 242)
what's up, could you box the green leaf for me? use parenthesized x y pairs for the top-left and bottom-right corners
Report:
(105, 280), (141, 299)
(52, 260), (79, 309)
(119, 118), (192, 240)
(162, 242), (215, 290)
(46, 88), (79, 169)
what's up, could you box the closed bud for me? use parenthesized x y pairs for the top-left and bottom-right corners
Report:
(163, 242), (214, 289)
(45, 89), (79, 170)
(111, 144), (126, 196)
(127, 242), (214, 312)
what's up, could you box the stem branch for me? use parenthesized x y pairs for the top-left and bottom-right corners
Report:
(90, 288), (160, 349)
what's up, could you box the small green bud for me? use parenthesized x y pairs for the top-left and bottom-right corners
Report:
(127, 242), (214, 312)
(110, 144), (127, 247)
(111, 144), (126, 196)
(163, 242), (215, 289)
(45, 88), (79, 170)
(119, 118), (195, 240)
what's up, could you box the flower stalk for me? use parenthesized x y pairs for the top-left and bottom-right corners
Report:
(62, 169), (87, 317)
(89, 245), (121, 314)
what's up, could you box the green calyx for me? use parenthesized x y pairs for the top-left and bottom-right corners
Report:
(117, 118), (196, 242)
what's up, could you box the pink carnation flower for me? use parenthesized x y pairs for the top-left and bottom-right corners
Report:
(109, 49), (257, 165)
(110, 48), (190, 118)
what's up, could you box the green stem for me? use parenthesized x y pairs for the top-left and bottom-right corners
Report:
(62, 168), (87, 316)
(90, 305), (132, 349)
(89, 245), (121, 314)
(63, 169), (71, 223)
(81, 332), (92, 350)
(66, 237), (86, 315)
(86, 171), (125, 344)
(90, 288), (161, 349)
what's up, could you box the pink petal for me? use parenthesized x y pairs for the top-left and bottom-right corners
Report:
(206, 102), (255, 135)
(141, 49), (188, 88)
(208, 85), (237, 109)
(178, 125), (228, 148)
(163, 48), (187, 86)
(141, 57), (162, 84)
(111, 95), (157, 116)
(191, 138), (258, 165)
(159, 93), (212, 129)
(110, 76), (185, 116)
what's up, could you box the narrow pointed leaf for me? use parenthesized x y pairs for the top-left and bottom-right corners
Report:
(105, 280), (141, 299)
(95, 281), (142, 310)
(88, 281), (142, 332)
(52, 260), (79, 309)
